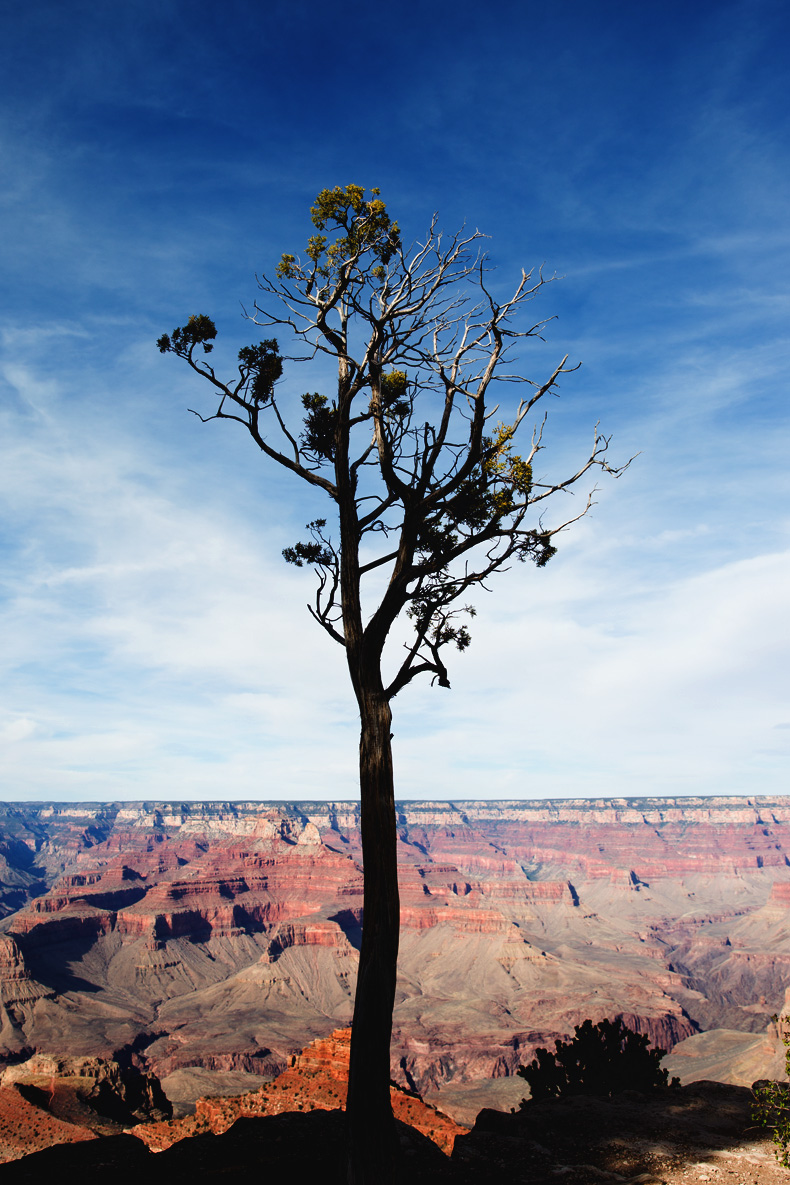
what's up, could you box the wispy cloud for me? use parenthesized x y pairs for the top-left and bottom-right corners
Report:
(0, 0), (786, 801)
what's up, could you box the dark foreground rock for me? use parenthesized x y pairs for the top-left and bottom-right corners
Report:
(0, 1110), (461, 1184)
(1, 1081), (787, 1184)
(454, 1079), (788, 1183)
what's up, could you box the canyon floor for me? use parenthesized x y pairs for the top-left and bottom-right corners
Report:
(0, 796), (789, 1169)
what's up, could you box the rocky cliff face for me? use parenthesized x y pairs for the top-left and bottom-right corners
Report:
(133, 1027), (464, 1155)
(0, 1051), (172, 1163)
(0, 797), (787, 1108)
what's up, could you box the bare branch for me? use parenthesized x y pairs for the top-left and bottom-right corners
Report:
(159, 187), (629, 717)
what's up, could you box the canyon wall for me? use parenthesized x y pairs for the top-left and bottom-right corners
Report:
(0, 797), (788, 1103)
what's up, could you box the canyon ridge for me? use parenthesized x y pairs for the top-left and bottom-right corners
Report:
(0, 796), (788, 1124)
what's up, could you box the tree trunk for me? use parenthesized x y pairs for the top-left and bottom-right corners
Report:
(346, 687), (400, 1185)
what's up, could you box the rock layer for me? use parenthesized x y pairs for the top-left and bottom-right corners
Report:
(134, 1027), (464, 1155)
(0, 796), (787, 1106)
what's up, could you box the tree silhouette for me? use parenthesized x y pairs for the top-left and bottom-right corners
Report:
(158, 185), (629, 1183)
(517, 1018), (677, 1103)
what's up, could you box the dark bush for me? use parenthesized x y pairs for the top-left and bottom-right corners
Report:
(752, 1018), (790, 1168)
(516, 1017), (679, 1103)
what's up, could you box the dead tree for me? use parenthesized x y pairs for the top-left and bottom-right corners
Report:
(157, 184), (628, 1184)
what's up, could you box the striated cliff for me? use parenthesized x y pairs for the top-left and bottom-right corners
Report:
(0, 796), (787, 1113)
(133, 1027), (464, 1155)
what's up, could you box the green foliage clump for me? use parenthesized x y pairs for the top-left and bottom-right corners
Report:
(752, 1019), (790, 1167)
(379, 369), (410, 419)
(517, 1018), (678, 1103)
(300, 393), (337, 461)
(441, 425), (536, 536)
(282, 519), (334, 569)
(277, 183), (400, 284)
(157, 313), (217, 356)
(157, 318), (283, 409)
(237, 339), (283, 404)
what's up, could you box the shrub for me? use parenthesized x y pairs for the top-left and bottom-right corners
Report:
(752, 1018), (790, 1167)
(516, 1017), (679, 1103)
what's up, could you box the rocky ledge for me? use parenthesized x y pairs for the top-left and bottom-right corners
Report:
(0, 1079), (786, 1184)
(134, 1027), (464, 1156)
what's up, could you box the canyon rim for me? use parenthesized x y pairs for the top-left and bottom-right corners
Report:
(0, 795), (788, 1127)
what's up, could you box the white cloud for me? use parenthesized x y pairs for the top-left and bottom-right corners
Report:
(0, 719), (37, 744)
(1, 321), (788, 802)
(1, 16), (789, 811)
(381, 533), (790, 799)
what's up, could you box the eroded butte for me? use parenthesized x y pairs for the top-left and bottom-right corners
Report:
(0, 797), (788, 1122)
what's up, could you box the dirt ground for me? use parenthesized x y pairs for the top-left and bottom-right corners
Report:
(0, 1079), (788, 1184)
(453, 1080), (790, 1184)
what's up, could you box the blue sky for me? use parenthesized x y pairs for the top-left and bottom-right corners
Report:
(1, 0), (788, 801)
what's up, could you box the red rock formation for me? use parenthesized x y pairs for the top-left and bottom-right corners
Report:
(769, 881), (790, 906)
(262, 920), (353, 956)
(0, 1084), (97, 1162)
(0, 1053), (171, 1163)
(8, 836), (364, 947)
(401, 905), (513, 933)
(0, 935), (53, 1050)
(0, 936), (49, 1000)
(133, 1029), (465, 1155)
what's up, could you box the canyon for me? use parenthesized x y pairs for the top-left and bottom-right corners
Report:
(0, 796), (788, 1130)
(133, 1027), (465, 1155)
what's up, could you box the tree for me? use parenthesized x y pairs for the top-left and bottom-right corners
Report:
(516, 1018), (679, 1103)
(157, 184), (628, 1184)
